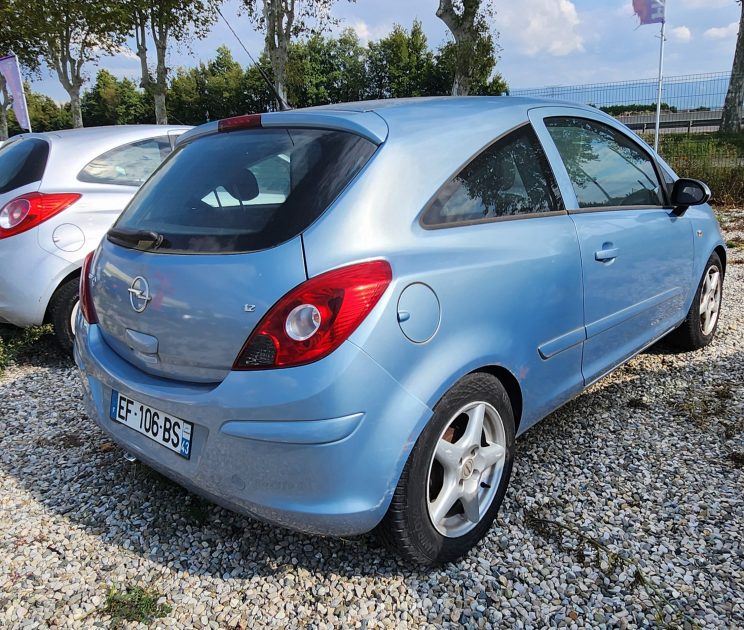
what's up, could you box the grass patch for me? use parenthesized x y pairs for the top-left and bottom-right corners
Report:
(0, 324), (53, 374)
(726, 237), (744, 250)
(642, 132), (744, 207)
(102, 585), (171, 626)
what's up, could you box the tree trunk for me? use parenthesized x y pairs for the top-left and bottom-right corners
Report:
(263, 0), (291, 108)
(154, 35), (169, 124)
(68, 88), (83, 128)
(721, 3), (744, 133)
(436, 0), (480, 96)
(0, 74), (9, 141)
(154, 91), (167, 124)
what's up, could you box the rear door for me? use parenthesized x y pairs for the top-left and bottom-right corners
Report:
(530, 108), (693, 383)
(90, 126), (378, 383)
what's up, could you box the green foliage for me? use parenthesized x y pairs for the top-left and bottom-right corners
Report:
(599, 103), (677, 116)
(287, 29), (368, 106)
(168, 46), (274, 125)
(366, 21), (436, 99)
(7, 83), (72, 135)
(81, 70), (152, 126)
(103, 585), (172, 626)
(0, 325), (53, 374)
(431, 37), (507, 96)
(11, 23), (507, 131)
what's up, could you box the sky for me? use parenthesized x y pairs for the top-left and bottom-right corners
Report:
(29, 0), (743, 102)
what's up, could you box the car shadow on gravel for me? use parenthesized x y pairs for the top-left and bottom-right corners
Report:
(0, 329), (742, 593)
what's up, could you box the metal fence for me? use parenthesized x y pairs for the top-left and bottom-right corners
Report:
(510, 71), (740, 134)
(511, 71), (744, 206)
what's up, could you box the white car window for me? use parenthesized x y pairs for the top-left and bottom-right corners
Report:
(78, 136), (172, 187)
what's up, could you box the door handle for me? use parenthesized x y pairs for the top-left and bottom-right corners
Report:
(595, 246), (619, 262)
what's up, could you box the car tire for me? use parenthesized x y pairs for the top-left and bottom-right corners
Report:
(378, 373), (515, 566)
(49, 277), (80, 355)
(666, 252), (723, 352)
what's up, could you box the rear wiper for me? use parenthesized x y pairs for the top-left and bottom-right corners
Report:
(107, 227), (166, 250)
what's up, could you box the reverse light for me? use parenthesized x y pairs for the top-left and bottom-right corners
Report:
(79, 251), (98, 324)
(233, 260), (392, 370)
(0, 192), (81, 239)
(218, 113), (262, 133)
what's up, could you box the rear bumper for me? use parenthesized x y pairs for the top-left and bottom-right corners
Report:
(74, 320), (432, 536)
(0, 229), (76, 326)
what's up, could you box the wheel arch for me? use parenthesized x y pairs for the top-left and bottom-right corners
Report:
(714, 244), (727, 275)
(43, 267), (81, 324)
(469, 364), (524, 433)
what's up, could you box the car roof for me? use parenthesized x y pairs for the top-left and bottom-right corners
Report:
(179, 96), (600, 147)
(9, 124), (191, 147)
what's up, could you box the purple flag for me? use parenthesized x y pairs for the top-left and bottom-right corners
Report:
(633, 0), (666, 25)
(0, 54), (31, 131)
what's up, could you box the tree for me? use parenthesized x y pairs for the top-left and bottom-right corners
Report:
(127, 0), (218, 125)
(168, 47), (273, 125)
(430, 33), (506, 96)
(286, 29), (367, 106)
(366, 21), (435, 99)
(435, 0), (496, 95)
(721, 1), (744, 133)
(242, 0), (348, 108)
(81, 69), (150, 126)
(0, 0), (41, 139)
(18, 0), (126, 128)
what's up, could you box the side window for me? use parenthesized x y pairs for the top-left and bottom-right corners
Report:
(78, 136), (172, 187)
(422, 125), (562, 227)
(545, 117), (664, 209)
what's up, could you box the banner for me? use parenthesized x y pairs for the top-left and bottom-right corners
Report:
(0, 54), (31, 131)
(633, 0), (666, 26)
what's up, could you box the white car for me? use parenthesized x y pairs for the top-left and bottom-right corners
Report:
(0, 124), (190, 350)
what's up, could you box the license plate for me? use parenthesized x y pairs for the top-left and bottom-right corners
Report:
(109, 390), (193, 459)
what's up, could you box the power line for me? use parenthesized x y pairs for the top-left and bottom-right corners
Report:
(214, 4), (291, 111)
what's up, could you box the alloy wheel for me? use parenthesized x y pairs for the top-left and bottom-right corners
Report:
(426, 401), (507, 537)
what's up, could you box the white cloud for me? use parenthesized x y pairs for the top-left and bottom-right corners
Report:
(679, 0), (731, 8)
(334, 18), (391, 45)
(495, 0), (584, 57)
(704, 21), (739, 40)
(669, 26), (692, 43)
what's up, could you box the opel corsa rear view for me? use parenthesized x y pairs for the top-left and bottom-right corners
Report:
(75, 98), (725, 565)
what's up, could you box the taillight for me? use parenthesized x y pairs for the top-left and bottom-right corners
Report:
(218, 113), (262, 133)
(0, 192), (81, 239)
(233, 260), (392, 370)
(79, 251), (98, 324)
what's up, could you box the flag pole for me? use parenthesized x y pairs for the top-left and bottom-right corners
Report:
(653, 20), (666, 152)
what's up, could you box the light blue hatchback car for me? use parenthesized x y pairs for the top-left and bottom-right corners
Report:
(75, 97), (726, 565)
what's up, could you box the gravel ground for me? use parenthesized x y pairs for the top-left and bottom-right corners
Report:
(1, 213), (743, 629)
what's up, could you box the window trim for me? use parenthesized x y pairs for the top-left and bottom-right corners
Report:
(419, 122), (567, 231)
(543, 115), (671, 213)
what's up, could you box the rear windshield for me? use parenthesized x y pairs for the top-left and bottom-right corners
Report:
(0, 138), (49, 194)
(112, 128), (377, 253)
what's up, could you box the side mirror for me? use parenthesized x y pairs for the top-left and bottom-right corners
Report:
(670, 178), (711, 214)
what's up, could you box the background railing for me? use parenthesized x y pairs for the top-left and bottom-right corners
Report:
(511, 72), (744, 206)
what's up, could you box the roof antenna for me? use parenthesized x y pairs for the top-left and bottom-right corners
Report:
(215, 5), (291, 111)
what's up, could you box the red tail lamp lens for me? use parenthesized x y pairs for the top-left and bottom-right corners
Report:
(79, 251), (98, 324)
(233, 260), (392, 370)
(0, 192), (81, 239)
